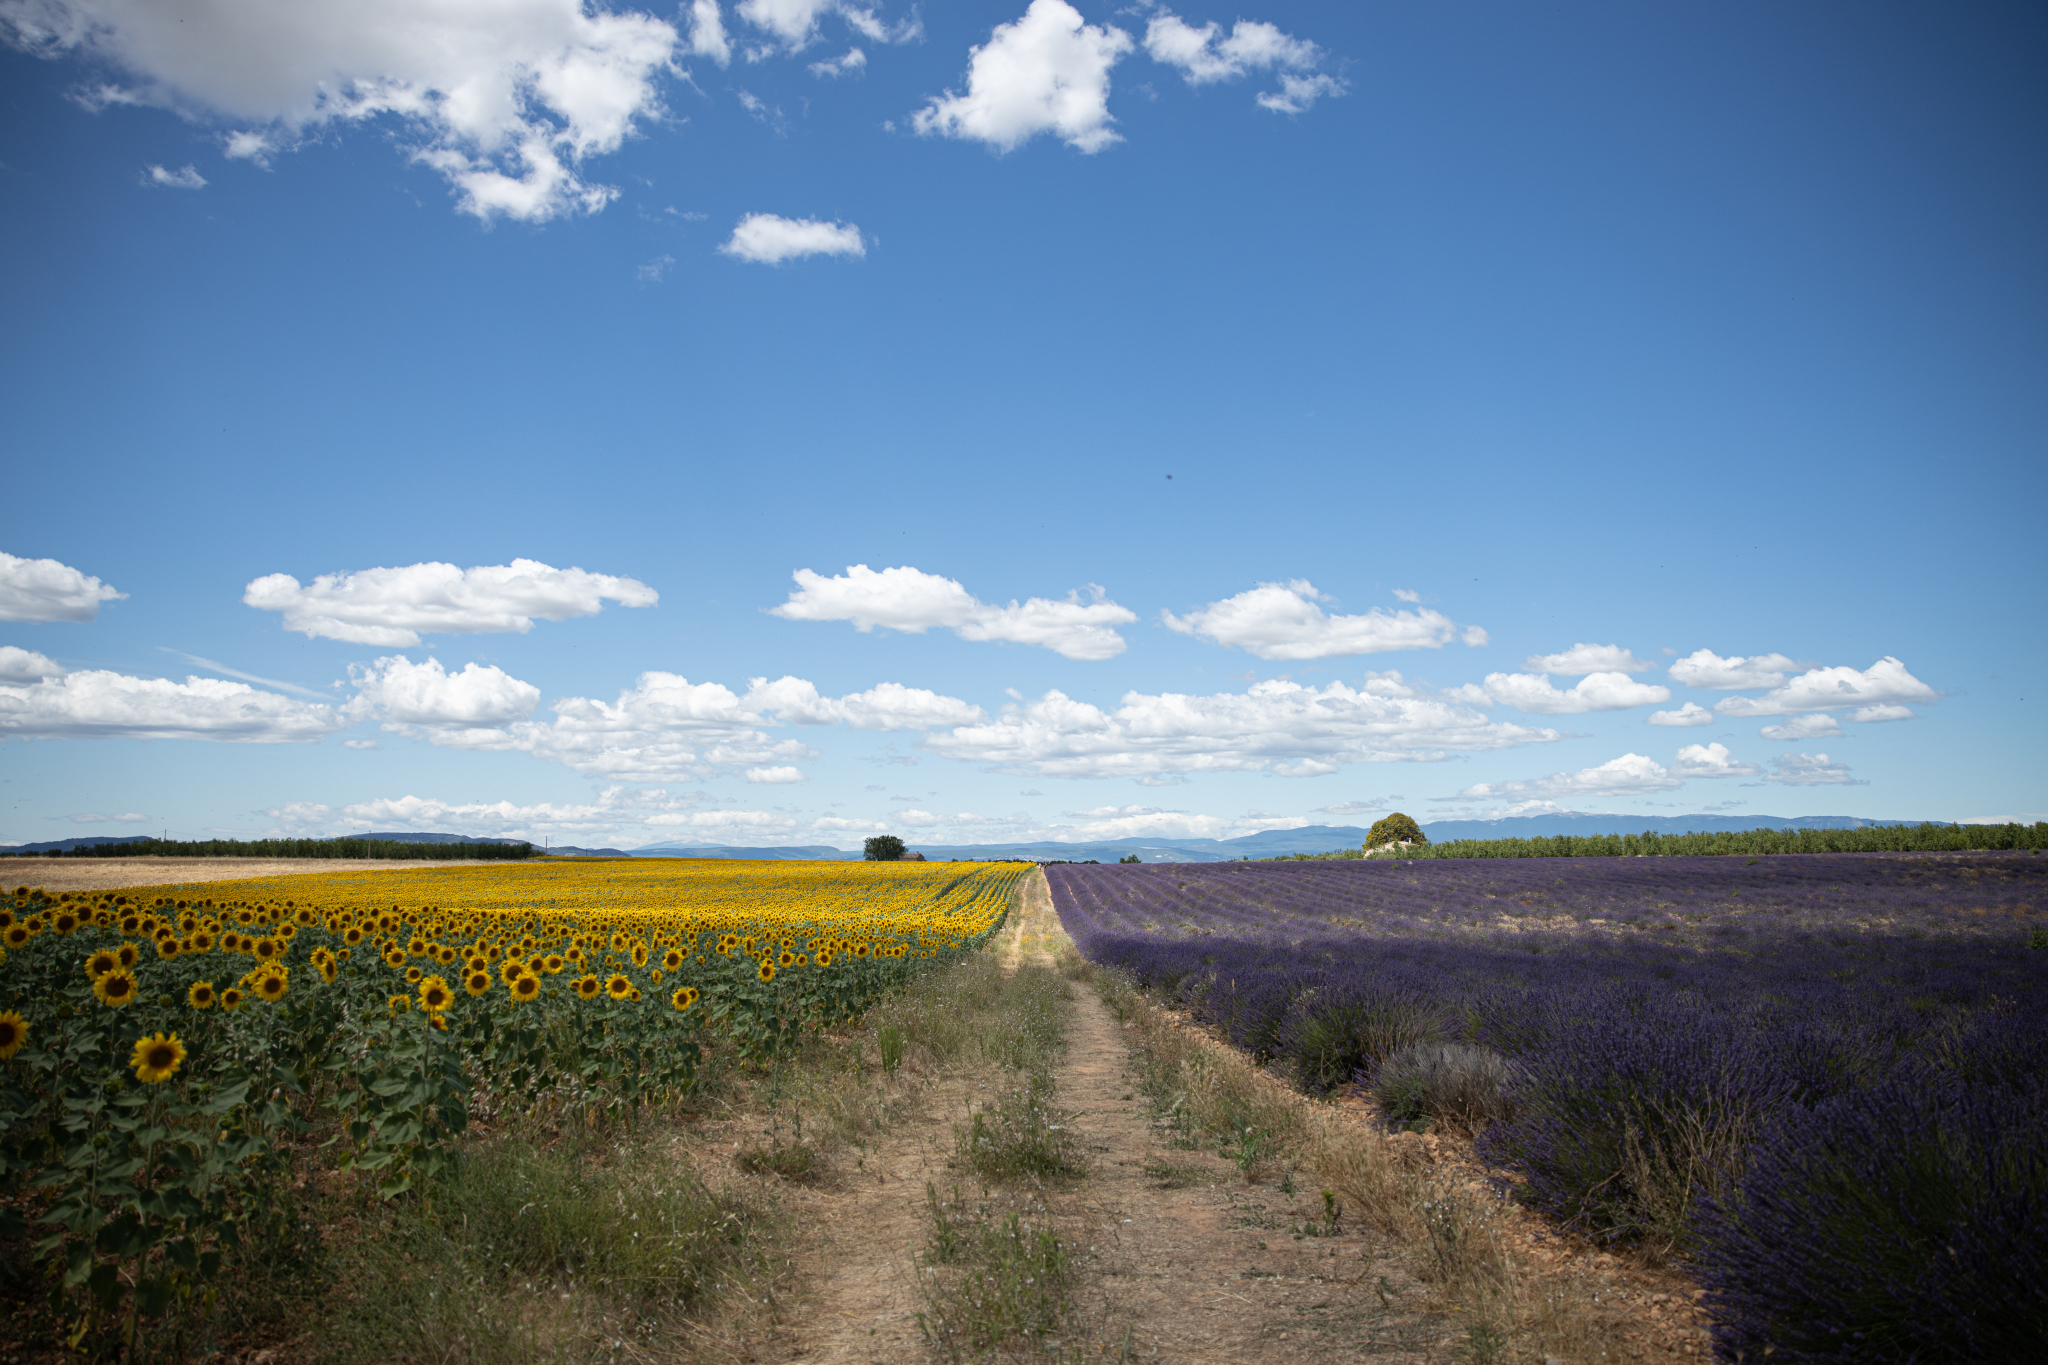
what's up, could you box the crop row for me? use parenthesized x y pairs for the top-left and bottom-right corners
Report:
(0, 860), (1026, 1350)
(1046, 856), (2046, 1362)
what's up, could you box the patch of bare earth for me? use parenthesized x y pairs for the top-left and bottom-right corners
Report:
(1, 856), (509, 894)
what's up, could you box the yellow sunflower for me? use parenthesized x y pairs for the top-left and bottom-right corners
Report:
(405, 965), (423, 984)
(543, 953), (565, 974)
(630, 943), (650, 968)
(389, 994), (412, 1015)
(661, 947), (684, 971)
(757, 959), (776, 984)
(605, 973), (632, 1000)
(510, 974), (541, 1003)
(93, 967), (141, 1008)
(52, 911), (80, 935)
(574, 974), (602, 1001)
(419, 975), (454, 1012)
(0, 1010), (27, 1060)
(220, 987), (245, 1011)
(499, 959), (527, 985)
(130, 1032), (186, 1084)
(777, 951), (796, 969)
(115, 942), (142, 970)
(188, 981), (216, 1009)
(84, 948), (120, 980)
(670, 987), (698, 1012)
(255, 970), (289, 1003)
(155, 936), (182, 961)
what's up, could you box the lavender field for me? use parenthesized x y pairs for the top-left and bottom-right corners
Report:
(1046, 854), (2047, 1362)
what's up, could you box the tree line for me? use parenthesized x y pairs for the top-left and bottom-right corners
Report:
(1276, 821), (2047, 861)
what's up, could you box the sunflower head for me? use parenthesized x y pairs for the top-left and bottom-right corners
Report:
(605, 974), (632, 999)
(93, 968), (140, 1008)
(0, 1010), (27, 1060)
(389, 994), (412, 1015)
(574, 975), (601, 1000)
(2, 925), (28, 950)
(115, 942), (142, 970)
(758, 960), (776, 984)
(465, 970), (493, 997)
(418, 975), (453, 1011)
(543, 953), (565, 974)
(155, 936), (182, 961)
(511, 974), (541, 1002)
(85, 949), (119, 980)
(631, 943), (650, 967)
(188, 981), (216, 1009)
(671, 986), (698, 1012)
(500, 959), (527, 985)
(220, 987), (245, 1011)
(130, 1032), (186, 1084)
(53, 911), (80, 935)
(778, 951), (796, 968)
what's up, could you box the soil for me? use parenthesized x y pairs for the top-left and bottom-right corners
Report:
(1, 857), (508, 894)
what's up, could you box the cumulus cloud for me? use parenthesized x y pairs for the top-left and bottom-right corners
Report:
(1456, 753), (1683, 802)
(1668, 742), (1760, 779)
(2, 0), (684, 222)
(737, 0), (914, 49)
(1646, 702), (1714, 727)
(305, 785), (714, 840)
(1763, 752), (1861, 787)
(808, 46), (864, 77)
(1142, 7), (1341, 111)
(718, 213), (865, 264)
(244, 559), (657, 646)
(911, 0), (1134, 154)
(1851, 704), (1916, 723)
(645, 808), (798, 833)
(347, 656), (542, 744)
(741, 676), (984, 730)
(772, 564), (1136, 660)
(60, 811), (148, 823)
(922, 679), (1559, 780)
(1524, 643), (1654, 676)
(0, 551), (126, 622)
(1759, 713), (1842, 741)
(1712, 657), (1938, 718)
(143, 162), (205, 188)
(1465, 671), (1671, 715)
(0, 670), (346, 742)
(687, 0), (731, 63)
(1316, 798), (1391, 816)
(0, 646), (66, 683)
(1668, 649), (1799, 690)
(743, 765), (805, 783)
(1161, 581), (1475, 660)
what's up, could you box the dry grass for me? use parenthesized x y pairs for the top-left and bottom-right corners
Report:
(2, 856), (509, 893)
(1086, 962), (1683, 1364)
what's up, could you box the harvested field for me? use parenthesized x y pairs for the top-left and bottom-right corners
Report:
(0, 856), (510, 893)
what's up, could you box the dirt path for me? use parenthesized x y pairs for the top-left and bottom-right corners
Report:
(759, 870), (1448, 1364)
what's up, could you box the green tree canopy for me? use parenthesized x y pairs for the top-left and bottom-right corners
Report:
(1366, 813), (1428, 850)
(863, 834), (907, 862)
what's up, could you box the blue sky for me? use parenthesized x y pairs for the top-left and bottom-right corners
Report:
(2, 0), (2043, 849)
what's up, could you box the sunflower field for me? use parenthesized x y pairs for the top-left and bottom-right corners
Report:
(0, 859), (1026, 1349)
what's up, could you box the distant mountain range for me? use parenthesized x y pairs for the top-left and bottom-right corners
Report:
(3, 814), (1948, 862)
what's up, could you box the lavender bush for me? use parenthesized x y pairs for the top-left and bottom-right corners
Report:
(1045, 854), (2048, 1356)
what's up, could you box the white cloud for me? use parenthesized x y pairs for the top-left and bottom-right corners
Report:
(744, 765), (806, 783)
(347, 656), (542, 743)
(772, 564), (1136, 660)
(1256, 71), (1343, 114)
(1713, 657), (1938, 718)
(244, 558), (657, 646)
(1669, 742), (1759, 779)
(318, 786), (713, 840)
(3, 0), (683, 222)
(343, 738), (379, 750)
(813, 815), (890, 832)
(736, 0), (911, 49)
(923, 679), (1559, 780)
(1470, 671), (1672, 714)
(718, 213), (865, 264)
(645, 808), (798, 833)
(808, 46), (864, 77)
(1142, 8), (1341, 112)
(1391, 588), (1421, 603)
(1646, 702), (1714, 727)
(60, 811), (148, 823)
(0, 551), (126, 622)
(506, 672), (807, 781)
(1161, 580), (1474, 660)
(1316, 798), (1391, 816)
(1457, 753), (1683, 802)
(911, 0), (1134, 154)
(687, 0), (731, 64)
(1524, 643), (1654, 676)
(741, 676), (985, 730)
(1461, 625), (1491, 647)
(1668, 649), (1799, 690)
(636, 253), (674, 281)
(143, 162), (205, 188)
(1759, 713), (1842, 741)
(0, 646), (65, 683)
(159, 649), (328, 699)
(0, 670), (346, 742)
(1851, 704), (1916, 723)
(1763, 752), (1861, 787)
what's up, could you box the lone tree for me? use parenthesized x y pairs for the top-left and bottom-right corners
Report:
(1366, 813), (1427, 850)
(863, 834), (906, 862)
